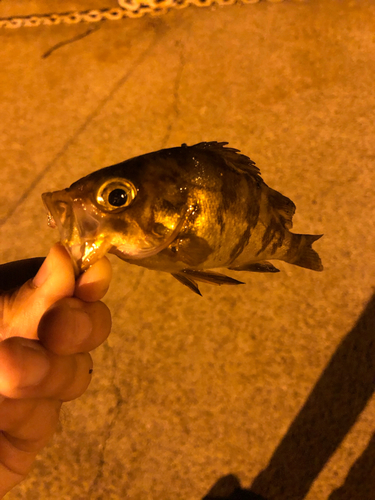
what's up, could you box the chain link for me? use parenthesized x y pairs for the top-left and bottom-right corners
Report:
(0, 0), (293, 29)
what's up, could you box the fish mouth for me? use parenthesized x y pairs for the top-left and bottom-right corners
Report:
(42, 190), (112, 276)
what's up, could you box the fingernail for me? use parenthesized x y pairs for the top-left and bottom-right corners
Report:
(19, 340), (50, 387)
(32, 254), (50, 288)
(75, 279), (109, 299)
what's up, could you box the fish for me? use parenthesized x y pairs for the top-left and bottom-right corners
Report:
(42, 142), (323, 295)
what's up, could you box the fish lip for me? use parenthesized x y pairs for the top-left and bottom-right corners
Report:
(46, 212), (57, 229)
(42, 191), (73, 237)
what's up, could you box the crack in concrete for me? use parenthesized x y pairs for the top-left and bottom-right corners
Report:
(41, 24), (100, 59)
(87, 341), (124, 498)
(0, 27), (162, 228)
(161, 40), (186, 148)
(113, 268), (146, 311)
(87, 268), (145, 496)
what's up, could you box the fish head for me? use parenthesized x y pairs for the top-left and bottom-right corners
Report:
(42, 154), (192, 275)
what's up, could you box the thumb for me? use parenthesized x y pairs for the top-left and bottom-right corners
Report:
(0, 244), (76, 340)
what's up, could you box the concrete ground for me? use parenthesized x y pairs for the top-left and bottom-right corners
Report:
(1, 0), (375, 499)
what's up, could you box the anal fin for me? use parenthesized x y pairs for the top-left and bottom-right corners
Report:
(229, 261), (280, 273)
(183, 269), (245, 286)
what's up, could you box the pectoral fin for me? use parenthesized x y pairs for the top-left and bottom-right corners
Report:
(228, 261), (280, 273)
(172, 273), (202, 296)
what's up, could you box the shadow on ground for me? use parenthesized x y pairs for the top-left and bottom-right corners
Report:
(202, 292), (375, 500)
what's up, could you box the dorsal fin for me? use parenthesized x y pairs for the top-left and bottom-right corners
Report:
(189, 142), (261, 179)
(267, 186), (296, 230)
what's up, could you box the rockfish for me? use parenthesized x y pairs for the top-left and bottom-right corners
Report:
(42, 142), (323, 295)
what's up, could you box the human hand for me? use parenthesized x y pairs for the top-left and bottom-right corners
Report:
(0, 244), (112, 497)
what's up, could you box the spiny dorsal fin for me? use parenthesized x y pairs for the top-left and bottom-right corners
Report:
(189, 142), (261, 179)
(228, 261), (280, 273)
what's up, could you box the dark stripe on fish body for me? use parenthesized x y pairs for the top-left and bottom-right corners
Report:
(229, 221), (253, 262)
(221, 183), (238, 211)
(270, 228), (285, 255)
(217, 208), (225, 234)
(229, 178), (261, 262)
(220, 167), (241, 212)
(256, 217), (285, 256)
(216, 166), (238, 232)
(256, 219), (276, 256)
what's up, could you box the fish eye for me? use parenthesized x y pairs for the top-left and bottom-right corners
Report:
(108, 188), (128, 207)
(96, 178), (137, 211)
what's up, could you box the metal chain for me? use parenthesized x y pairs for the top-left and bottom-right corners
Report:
(0, 0), (292, 29)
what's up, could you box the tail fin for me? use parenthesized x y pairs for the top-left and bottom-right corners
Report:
(288, 234), (323, 271)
